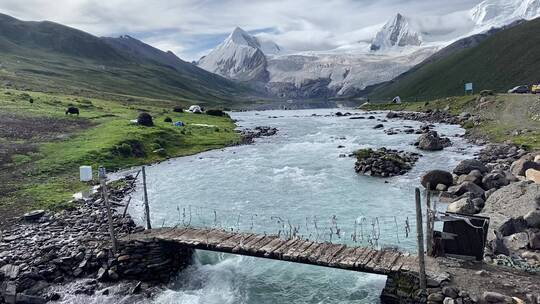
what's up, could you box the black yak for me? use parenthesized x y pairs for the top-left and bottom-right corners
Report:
(65, 107), (80, 116)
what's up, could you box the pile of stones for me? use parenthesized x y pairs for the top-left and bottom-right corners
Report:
(240, 126), (278, 144)
(354, 148), (421, 177)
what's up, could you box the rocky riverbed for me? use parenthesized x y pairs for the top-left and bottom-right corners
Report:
(0, 175), (192, 303)
(381, 107), (540, 303)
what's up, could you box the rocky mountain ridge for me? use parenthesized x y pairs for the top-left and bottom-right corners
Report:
(196, 0), (540, 100)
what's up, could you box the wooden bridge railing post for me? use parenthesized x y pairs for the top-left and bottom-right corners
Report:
(415, 188), (427, 291)
(99, 166), (118, 254)
(426, 183), (433, 257)
(142, 166), (151, 230)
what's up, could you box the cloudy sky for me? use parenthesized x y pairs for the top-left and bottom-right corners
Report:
(0, 0), (483, 61)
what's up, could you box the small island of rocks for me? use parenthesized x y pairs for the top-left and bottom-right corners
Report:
(354, 148), (421, 177)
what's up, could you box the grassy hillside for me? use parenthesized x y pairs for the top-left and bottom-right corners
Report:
(369, 18), (540, 101)
(0, 13), (258, 107)
(365, 94), (540, 150)
(0, 88), (242, 226)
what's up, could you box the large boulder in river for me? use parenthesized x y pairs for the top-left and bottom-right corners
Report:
(478, 181), (540, 240)
(511, 156), (540, 177)
(453, 159), (488, 175)
(416, 131), (451, 151)
(421, 170), (453, 190)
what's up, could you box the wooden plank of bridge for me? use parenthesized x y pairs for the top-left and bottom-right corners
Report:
(364, 249), (386, 272)
(234, 234), (266, 253)
(283, 240), (315, 261)
(296, 242), (322, 263)
(257, 238), (287, 256)
(216, 233), (253, 251)
(390, 255), (406, 272)
(155, 227), (190, 241)
(131, 229), (430, 277)
(273, 238), (302, 258)
(371, 250), (400, 274)
(307, 243), (334, 263)
(374, 250), (402, 274)
(247, 236), (279, 254)
(185, 229), (213, 246)
(318, 244), (346, 266)
(332, 247), (363, 268)
(202, 230), (236, 248)
(355, 248), (378, 271)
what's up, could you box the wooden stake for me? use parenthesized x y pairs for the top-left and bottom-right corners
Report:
(142, 166), (152, 229)
(99, 166), (118, 254)
(426, 184), (433, 257)
(415, 187), (427, 291)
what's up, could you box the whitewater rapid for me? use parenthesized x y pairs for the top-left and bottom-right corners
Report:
(62, 108), (481, 304)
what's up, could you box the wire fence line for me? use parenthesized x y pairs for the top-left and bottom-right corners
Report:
(129, 199), (418, 249)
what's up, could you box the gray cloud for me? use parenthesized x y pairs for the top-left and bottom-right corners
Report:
(0, 0), (483, 60)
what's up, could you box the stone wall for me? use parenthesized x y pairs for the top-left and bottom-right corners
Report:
(111, 239), (193, 283)
(380, 272), (425, 304)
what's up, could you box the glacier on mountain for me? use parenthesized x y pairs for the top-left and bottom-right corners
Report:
(470, 0), (540, 28)
(197, 22), (435, 98)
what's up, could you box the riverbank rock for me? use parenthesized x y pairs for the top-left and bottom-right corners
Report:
(383, 109), (459, 124)
(448, 181), (485, 198)
(354, 148), (421, 177)
(0, 175), (184, 302)
(453, 159), (488, 175)
(456, 169), (483, 186)
(479, 181), (540, 241)
(525, 169), (540, 184)
(482, 171), (510, 190)
(510, 155), (540, 177)
(416, 131), (451, 151)
(447, 197), (476, 214)
(421, 170), (453, 190)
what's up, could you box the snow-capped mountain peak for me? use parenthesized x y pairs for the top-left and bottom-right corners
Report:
(470, 0), (540, 27)
(228, 27), (260, 48)
(370, 13), (422, 51)
(197, 27), (280, 81)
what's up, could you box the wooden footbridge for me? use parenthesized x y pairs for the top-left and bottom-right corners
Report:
(124, 227), (444, 279)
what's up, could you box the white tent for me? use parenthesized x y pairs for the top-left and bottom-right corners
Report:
(188, 105), (202, 113)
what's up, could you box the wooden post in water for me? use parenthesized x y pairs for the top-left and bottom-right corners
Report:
(99, 166), (118, 254)
(142, 166), (152, 229)
(425, 184), (433, 257)
(415, 188), (427, 291)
